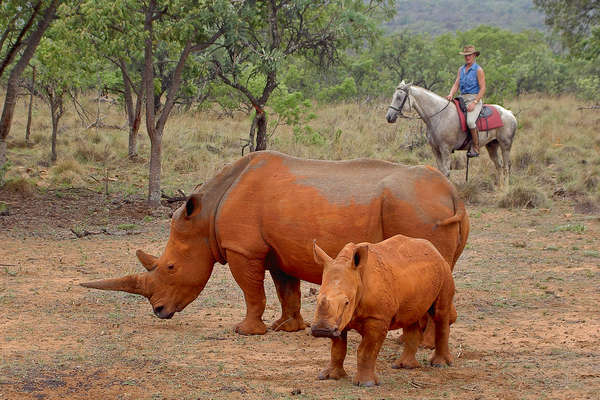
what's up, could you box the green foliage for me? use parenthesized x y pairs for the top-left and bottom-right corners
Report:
(552, 224), (585, 234)
(318, 77), (358, 103)
(270, 90), (314, 128)
(0, 161), (11, 186)
(534, 0), (599, 57)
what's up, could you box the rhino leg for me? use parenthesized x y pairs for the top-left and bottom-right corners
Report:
(269, 268), (307, 332)
(317, 330), (348, 380)
(227, 250), (268, 335)
(354, 319), (387, 387)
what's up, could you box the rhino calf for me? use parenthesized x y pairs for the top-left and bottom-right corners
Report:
(311, 235), (455, 387)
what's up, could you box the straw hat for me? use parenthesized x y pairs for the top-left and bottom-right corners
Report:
(459, 45), (480, 56)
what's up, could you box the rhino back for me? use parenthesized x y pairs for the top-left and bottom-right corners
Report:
(214, 152), (458, 283)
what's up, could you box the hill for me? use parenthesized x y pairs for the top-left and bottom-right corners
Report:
(388, 0), (546, 34)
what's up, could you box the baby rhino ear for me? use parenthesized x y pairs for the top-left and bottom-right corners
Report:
(184, 194), (202, 218)
(313, 240), (332, 265)
(352, 244), (369, 269)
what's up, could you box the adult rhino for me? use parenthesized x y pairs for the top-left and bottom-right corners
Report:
(82, 151), (469, 335)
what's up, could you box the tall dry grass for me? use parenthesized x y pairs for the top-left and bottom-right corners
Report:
(1, 92), (598, 211)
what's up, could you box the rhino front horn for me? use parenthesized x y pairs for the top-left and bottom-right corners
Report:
(80, 274), (149, 297)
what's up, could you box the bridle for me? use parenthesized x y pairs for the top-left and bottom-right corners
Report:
(387, 86), (411, 118)
(388, 85), (452, 121)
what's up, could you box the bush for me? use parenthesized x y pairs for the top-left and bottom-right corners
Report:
(498, 185), (548, 209)
(2, 177), (36, 196)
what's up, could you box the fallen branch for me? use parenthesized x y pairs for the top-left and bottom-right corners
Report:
(577, 105), (600, 110)
(161, 189), (187, 203)
(71, 228), (107, 238)
(85, 118), (125, 130)
(71, 228), (142, 238)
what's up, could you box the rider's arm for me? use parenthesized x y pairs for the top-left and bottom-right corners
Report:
(446, 68), (460, 100)
(475, 67), (486, 102)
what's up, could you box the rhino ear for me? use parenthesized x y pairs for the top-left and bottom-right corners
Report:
(313, 240), (332, 265)
(184, 194), (202, 218)
(352, 244), (369, 269)
(136, 250), (158, 271)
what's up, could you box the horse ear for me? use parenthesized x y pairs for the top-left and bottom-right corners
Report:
(400, 79), (405, 86)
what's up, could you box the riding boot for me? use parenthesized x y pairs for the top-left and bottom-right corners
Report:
(467, 127), (480, 158)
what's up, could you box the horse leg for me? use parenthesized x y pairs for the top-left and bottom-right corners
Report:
(500, 143), (512, 189)
(429, 142), (446, 177)
(439, 148), (452, 179)
(485, 140), (503, 187)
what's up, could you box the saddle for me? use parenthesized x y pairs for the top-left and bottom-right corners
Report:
(453, 97), (504, 133)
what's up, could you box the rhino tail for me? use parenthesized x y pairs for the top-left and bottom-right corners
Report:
(434, 197), (466, 228)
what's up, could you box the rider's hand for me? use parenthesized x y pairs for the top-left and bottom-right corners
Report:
(446, 95), (453, 101)
(467, 103), (475, 112)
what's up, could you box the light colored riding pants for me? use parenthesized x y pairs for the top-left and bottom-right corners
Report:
(463, 94), (482, 129)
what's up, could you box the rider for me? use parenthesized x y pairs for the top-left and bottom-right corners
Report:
(446, 45), (486, 158)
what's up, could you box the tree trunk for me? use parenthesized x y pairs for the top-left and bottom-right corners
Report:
(148, 133), (162, 206)
(25, 65), (35, 146)
(143, 0), (160, 207)
(50, 100), (58, 162)
(255, 110), (267, 151)
(0, 138), (6, 166)
(49, 93), (63, 163)
(119, 58), (143, 159)
(0, 0), (58, 165)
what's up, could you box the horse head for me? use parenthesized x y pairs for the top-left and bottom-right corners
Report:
(386, 80), (412, 123)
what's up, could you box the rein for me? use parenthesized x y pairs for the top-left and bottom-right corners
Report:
(388, 86), (452, 121)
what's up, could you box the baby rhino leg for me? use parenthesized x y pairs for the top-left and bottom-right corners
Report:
(354, 320), (387, 387)
(430, 287), (454, 367)
(318, 331), (348, 380)
(392, 322), (422, 369)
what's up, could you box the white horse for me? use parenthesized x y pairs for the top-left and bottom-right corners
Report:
(386, 81), (517, 188)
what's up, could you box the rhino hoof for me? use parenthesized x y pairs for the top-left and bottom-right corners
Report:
(392, 358), (420, 369)
(234, 320), (267, 335)
(353, 375), (379, 387)
(271, 316), (307, 332)
(318, 367), (347, 380)
(430, 352), (453, 367)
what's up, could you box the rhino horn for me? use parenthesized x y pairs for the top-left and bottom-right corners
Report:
(80, 274), (149, 297)
(136, 249), (158, 271)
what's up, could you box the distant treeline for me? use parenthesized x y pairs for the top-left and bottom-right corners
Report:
(387, 0), (546, 35)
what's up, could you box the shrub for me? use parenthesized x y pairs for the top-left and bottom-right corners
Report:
(2, 177), (36, 196)
(498, 185), (548, 209)
(52, 159), (82, 175)
(456, 180), (481, 204)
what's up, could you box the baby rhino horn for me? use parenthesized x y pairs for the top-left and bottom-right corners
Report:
(80, 274), (149, 297)
(136, 250), (158, 271)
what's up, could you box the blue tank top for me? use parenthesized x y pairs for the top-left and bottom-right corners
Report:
(459, 63), (480, 94)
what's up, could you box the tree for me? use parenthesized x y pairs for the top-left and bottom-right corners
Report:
(0, 0), (60, 166)
(25, 6), (93, 162)
(533, 0), (599, 56)
(211, 0), (388, 151)
(140, 0), (228, 207)
(74, 0), (147, 159)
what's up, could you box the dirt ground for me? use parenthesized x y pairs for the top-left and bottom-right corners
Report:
(1, 188), (599, 400)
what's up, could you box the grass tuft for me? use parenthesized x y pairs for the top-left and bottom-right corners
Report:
(2, 177), (36, 195)
(498, 185), (548, 209)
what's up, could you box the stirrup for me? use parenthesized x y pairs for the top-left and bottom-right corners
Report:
(467, 149), (479, 158)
